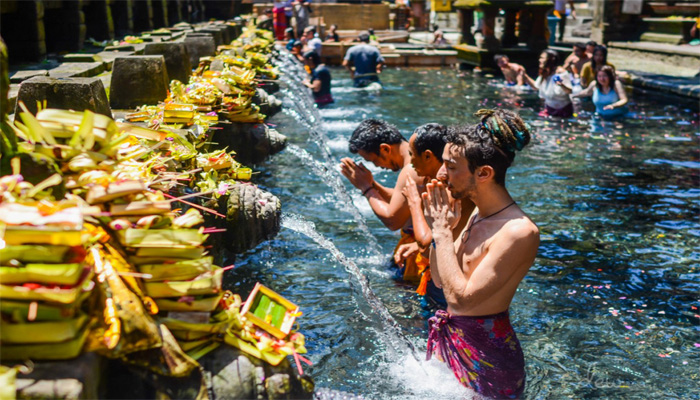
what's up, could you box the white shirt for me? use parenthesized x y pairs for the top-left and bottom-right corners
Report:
(536, 74), (572, 109)
(308, 37), (323, 56)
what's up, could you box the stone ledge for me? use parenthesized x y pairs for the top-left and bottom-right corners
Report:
(10, 70), (49, 84)
(608, 41), (700, 58)
(620, 71), (700, 100)
(48, 62), (106, 78)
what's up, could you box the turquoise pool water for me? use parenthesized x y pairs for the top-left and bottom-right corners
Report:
(225, 64), (699, 399)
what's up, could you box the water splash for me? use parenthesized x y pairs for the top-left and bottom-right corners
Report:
(285, 144), (382, 256)
(275, 51), (382, 256)
(281, 213), (421, 362)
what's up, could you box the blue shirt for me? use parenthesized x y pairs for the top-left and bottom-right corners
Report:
(593, 86), (627, 118)
(344, 44), (385, 77)
(311, 65), (332, 98)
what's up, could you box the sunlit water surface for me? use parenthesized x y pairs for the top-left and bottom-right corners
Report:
(224, 59), (700, 399)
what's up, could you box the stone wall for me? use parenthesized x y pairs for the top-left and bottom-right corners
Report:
(253, 3), (391, 31)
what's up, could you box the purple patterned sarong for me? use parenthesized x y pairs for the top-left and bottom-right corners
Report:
(427, 309), (525, 399)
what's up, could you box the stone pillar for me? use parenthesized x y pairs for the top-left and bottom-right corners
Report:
(0, 0), (46, 63)
(501, 8), (518, 48)
(528, 7), (549, 52)
(44, 0), (86, 53)
(411, 0), (427, 30)
(143, 42), (191, 84)
(480, 7), (500, 51)
(1, 37), (9, 120)
(84, 0), (115, 41)
(517, 9), (532, 45)
(183, 35), (216, 67)
(151, 0), (168, 29)
(132, 0), (154, 32)
(591, 0), (641, 44)
(109, 56), (169, 109)
(110, 0), (134, 36)
(458, 9), (475, 45)
(14, 77), (112, 117)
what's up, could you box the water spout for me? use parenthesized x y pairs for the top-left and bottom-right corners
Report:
(281, 213), (423, 363)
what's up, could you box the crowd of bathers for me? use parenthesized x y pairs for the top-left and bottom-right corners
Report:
(495, 41), (629, 120)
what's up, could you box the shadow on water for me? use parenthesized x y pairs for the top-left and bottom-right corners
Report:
(232, 51), (700, 399)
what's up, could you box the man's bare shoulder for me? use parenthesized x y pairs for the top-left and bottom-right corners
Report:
(399, 163), (419, 180)
(499, 215), (540, 246)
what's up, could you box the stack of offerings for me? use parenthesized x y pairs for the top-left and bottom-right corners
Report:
(229, 23), (280, 80)
(124, 103), (219, 131)
(0, 185), (94, 361)
(169, 66), (265, 123)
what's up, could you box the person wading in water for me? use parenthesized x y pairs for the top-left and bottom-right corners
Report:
(340, 119), (425, 283)
(397, 123), (475, 307)
(423, 109), (539, 399)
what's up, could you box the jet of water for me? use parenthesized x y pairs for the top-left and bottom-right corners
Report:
(285, 144), (383, 256)
(274, 55), (383, 257)
(281, 212), (424, 364)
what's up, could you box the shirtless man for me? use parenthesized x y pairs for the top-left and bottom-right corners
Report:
(562, 42), (589, 77)
(339, 119), (422, 282)
(396, 124), (475, 305)
(494, 55), (525, 86)
(422, 109), (539, 399)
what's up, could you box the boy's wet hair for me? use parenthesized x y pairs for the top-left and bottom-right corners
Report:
(574, 42), (586, 50)
(447, 109), (531, 185)
(303, 51), (321, 65)
(493, 54), (508, 64)
(413, 123), (448, 162)
(349, 119), (405, 155)
(586, 40), (597, 48)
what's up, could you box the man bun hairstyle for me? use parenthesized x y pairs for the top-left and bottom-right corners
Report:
(413, 123), (448, 162)
(447, 108), (531, 185)
(349, 119), (405, 155)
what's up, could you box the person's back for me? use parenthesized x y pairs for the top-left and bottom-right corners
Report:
(345, 43), (382, 76)
(311, 64), (333, 104)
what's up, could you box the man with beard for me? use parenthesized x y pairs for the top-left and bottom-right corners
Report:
(422, 109), (539, 399)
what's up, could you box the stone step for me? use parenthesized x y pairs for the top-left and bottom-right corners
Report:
(47, 61), (106, 78)
(640, 32), (685, 45)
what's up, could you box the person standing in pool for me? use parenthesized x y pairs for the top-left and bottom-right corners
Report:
(494, 54), (525, 86)
(342, 32), (385, 88)
(302, 51), (334, 107)
(397, 123), (476, 306)
(579, 45), (615, 88)
(569, 65), (628, 119)
(520, 49), (573, 118)
(340, 119), (424, 282)
(423, 109), (539, 399)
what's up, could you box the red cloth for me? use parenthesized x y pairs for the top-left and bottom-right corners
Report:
(273, 7), (287, 40)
